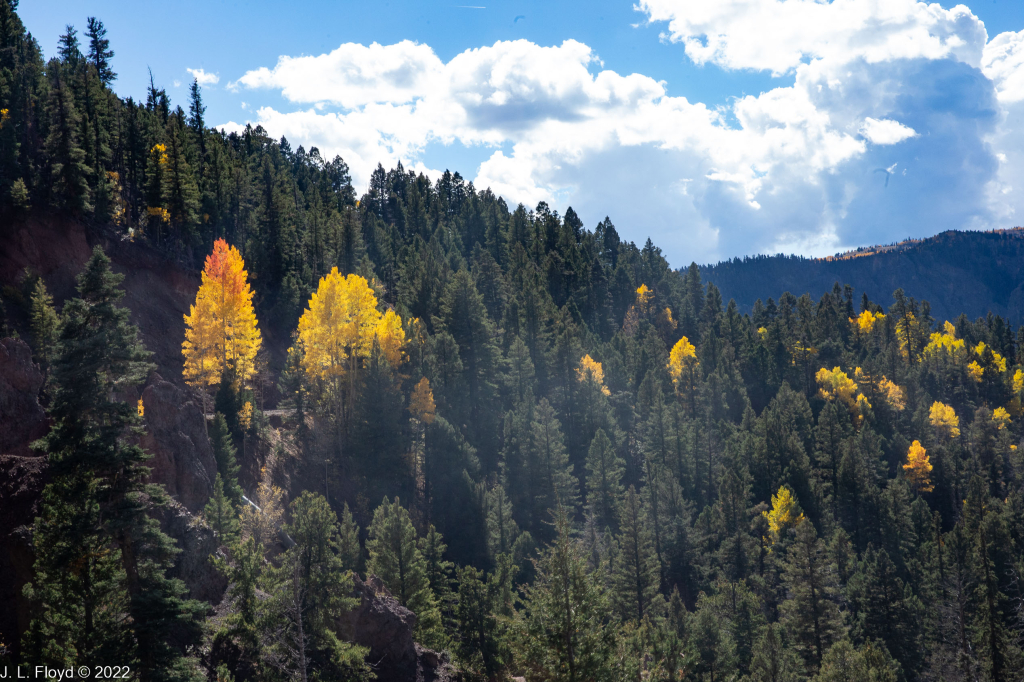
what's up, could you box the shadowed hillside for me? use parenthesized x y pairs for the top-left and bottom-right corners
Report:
(701, 228), (1024, 323)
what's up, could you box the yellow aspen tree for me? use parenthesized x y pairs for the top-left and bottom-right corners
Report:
(374, 308), (407, 368)
(929, 401), (960, 439)
(762, 486), (804, 545)
(183, 239), (262, 411)
(816, 367), (858, 407)
(577, 354), (610, 396)
(668, 336), (699, 415)
(850, 310), (885, 334)
(409, 377), (436, 424)
(992, 407), (1011, 430)
(903, 440), (934, 493)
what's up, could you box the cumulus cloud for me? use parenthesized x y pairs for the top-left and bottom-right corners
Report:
(983, 30), (1024, 103)
(187, 67), (220, 86)
(221, 0), (1024, 264)
(860, 117), (917, 145)
(636, 0), (986, 75)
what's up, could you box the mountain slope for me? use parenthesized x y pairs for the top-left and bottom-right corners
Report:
(700, 228), (1024, 323)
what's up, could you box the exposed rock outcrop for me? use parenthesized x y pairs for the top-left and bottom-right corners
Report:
(337, 574), (458, 682)
(140, 375), (217, 513)
(156, 500), (228, 606)
(0, 337), (49, 662)
(0, 337), (47, 456)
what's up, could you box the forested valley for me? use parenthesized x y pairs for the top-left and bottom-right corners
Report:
(1, 2), (1024, 681)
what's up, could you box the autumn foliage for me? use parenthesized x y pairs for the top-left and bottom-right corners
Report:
(903, 440), (933, 492)
(929, 401), (960, 439)
(294, 267), (405, 383)
(182, 239), (262, 388)
(577, 354), (610, 396)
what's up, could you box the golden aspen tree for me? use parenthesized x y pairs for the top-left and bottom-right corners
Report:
(668, 336), (699, 415)
(577, 354), (610, 396)
(816, 367), (858, 407)
(182, 239), (262, 390)
(374, 309), (407, 368)
(903, 440), (933, 493)
(409, 377), (436, 424)
(294, 267), (404, 429)
(929, 401), (960, 439)
(992, 407), (1011, 430)
(762, 486), (804, 545)
(850, 310), (884, 334)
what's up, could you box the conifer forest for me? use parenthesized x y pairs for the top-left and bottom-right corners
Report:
(1, 2), (1024, 681)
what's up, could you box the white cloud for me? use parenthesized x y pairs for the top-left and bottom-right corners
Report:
(221, 1), (1024, 264)
(187, 67), (220, 86)
(860, 117), (917, 145)
(983, 30), (1024, 103)
(635, 0), (986, 75)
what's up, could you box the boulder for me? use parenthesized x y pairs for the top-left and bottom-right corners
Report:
(338, 574), (457, 682)
(0, 337), (47, 456)
(139, 375), (216, 512)
(156, 500), (228, 606)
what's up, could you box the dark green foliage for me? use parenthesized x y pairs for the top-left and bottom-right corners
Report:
(24, 247), (204, 682)
(3, 8), (1024, 677)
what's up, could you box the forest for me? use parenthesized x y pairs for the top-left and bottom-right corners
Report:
(1, 1), (1023, 681)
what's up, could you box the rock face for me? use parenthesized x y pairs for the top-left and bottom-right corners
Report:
(140, 375), (217, 513)
(156, 500), (228, 606)
(0, 337), (47, 456)
(0, 338), (49, 662)
(338, 574), (457, 682)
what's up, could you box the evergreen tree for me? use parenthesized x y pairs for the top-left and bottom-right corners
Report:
(25, 248), (205, 682)
(266, 492), (371, 681)
(204, 474), (240, 542)
(779, 520), (844, 672)
(29, 277), (59, 381)
(516, 506), (615, 682)
(85, 17), (115, 84)
(584, 428), (624, 532)
(529, 398), (580, 532)
(337, 502), (361, 574)
(44, 62), (91, 213)
(610, 486), (661, 622)
(365, 497), (441, 641)
(209, 413), (243, 507)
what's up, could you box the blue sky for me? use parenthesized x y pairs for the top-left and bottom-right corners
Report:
(21, 0), (1024, 267)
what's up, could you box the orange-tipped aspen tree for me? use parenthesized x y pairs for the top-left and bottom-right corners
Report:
(183, 239), (262, 413)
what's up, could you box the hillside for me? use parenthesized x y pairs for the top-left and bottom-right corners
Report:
(701, 228), (1024, 323)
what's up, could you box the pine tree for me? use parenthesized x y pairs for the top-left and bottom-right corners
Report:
(584, 428), (624, 532)
(485, 483), (521, 561)
(338, 502), (361, 574)
(44, 61), (91, 213)
(610, 486), (661, 622)
(779, 520), (844, 672)
(85, 17), (115, 84)
(26, 247), (205, 682)
(209, 413), (243, 507)
(366, 497), (440, 640)
(529, 398), (580, 530)
(29, 277), (59, 381)
(516, 506), (615, 682)
(266, 492), (371, 681)
(455, 565), (502, 680)
(204, 473), (240, 542)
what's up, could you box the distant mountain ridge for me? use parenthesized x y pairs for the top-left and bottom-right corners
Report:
(699, 227), (1024, 324)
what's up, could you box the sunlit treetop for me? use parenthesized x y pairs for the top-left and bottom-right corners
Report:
(409, 376), (436, 424)
(929, 401), (960, 439)
(182, 238), (262, 387)
(577, 354), (610, 396)
(667, 336), (698, 391)
(851, 310), (885, 334)
(903, 440), (933, 493)
(762, 486), (804, 545)
(816, 366), (858, 406)
(992, 407), (1011, 430)
(923, 321), (965, 359)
